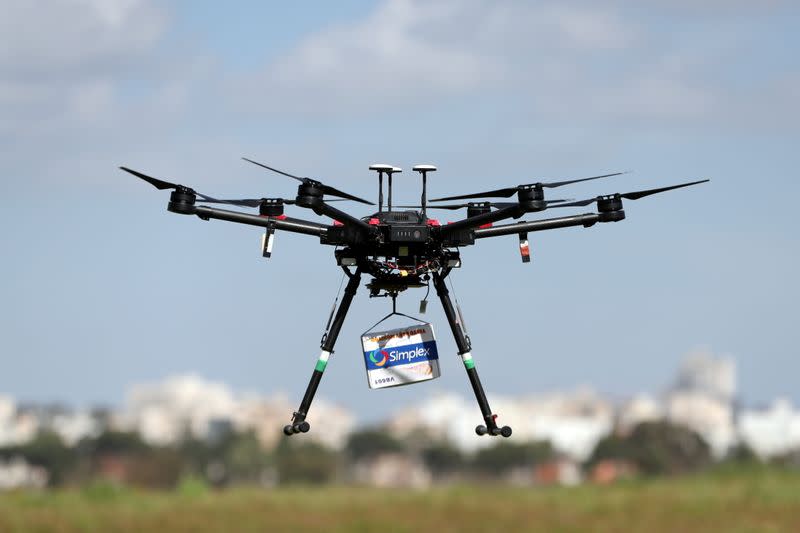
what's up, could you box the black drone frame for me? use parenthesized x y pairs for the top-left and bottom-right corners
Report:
(121, 162), (708, 439)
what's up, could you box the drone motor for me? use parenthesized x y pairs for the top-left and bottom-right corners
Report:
(168, 188), (196, 215)
(258, 199), (286, 217)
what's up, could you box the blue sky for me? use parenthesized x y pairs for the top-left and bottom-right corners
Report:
(1, 1), (798, 420)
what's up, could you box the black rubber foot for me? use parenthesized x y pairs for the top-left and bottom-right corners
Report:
(476, 424), (512, 437)
(284, 421), (311, 436)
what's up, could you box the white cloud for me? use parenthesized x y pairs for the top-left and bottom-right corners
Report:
(239, 0), (499, 114)
(0, 0), (170, 139)
(0, 0), (166, 76)
(229, 0), (796, 132)
(1, 0), (796, 151)
(226, 1), (656, 117)
(233, 1), (639, 115)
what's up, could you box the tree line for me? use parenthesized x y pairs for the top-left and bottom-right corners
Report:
(0, 421), (772, 489)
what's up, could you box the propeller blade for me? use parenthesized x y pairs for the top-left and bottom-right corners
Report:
(195, 197), (353, 208)
(121, 167), (250, 206)
(399, 198), (573, 210)
(195, 198), (268, 207)
(620, 179), (709, 200)
(422, 203), (469, 210)
(430, 172), (625, 201)
(243, 157), (374, 205)
(120, 166), (182, 191)
(546, 198), (599, 208)
(242, 157), (304, 182)
(320, 184), (374, 205)
(550, 179), (710, 208)
(546, 198), (573, 204)
(542, 172), (627, 189)
(490, 199), (573, 209)
(396, 203), (493, 210)
(430, 187), (518, 201)
(488, 202), (520, 209)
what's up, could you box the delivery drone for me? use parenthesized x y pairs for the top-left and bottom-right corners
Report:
(121, 160), (708, 439)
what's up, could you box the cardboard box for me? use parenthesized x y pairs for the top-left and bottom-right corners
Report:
(361, 323), (440, 389)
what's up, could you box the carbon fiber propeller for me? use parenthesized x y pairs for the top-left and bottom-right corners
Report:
(429, 172), (627, 202)
(242, 157), (374, 205)
(549, 179), (710, 208)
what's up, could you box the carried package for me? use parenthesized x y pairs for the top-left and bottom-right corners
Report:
(361, 323), (440, 389)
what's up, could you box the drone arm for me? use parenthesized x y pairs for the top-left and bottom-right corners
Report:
(473, 213), (599, 239)
(439, 205), (524, 237)
(193, 205), (328, 237)
(311, 201), (374, 234)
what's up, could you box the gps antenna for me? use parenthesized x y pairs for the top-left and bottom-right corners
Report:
(413, 165), (437, 216)
(369, 164), (394, 212)
(387, 166), (402, 211)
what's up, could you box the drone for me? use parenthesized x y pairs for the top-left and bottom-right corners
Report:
(121, 159), (707, 439)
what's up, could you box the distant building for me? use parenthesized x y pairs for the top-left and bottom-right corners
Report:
(123, 374), (240, 445)
(0, 396), (37, 446)
(388, 393), (494, 453)
(0, 396), (13, 426)
(118, 374), (355, 450)
(0, 457), (48, 490)
(235, 395), (355, 451)
(0, 396), (105, 448)
(51, 410), (102, 446)
(673, 351), (735, 403)
(617, 394), (662, 434)
(666, 350), (736, 458)
(520, 389), (614, 461)
(739, 398), (800, 458)
(387, 389), (613, 461)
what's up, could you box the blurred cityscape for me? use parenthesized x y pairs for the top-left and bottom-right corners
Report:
(1, 349), (798, 490)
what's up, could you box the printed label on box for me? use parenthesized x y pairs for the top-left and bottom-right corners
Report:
(361, 323), (440, 389)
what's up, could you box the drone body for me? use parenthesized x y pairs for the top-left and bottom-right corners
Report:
(122, 160), (707, 439)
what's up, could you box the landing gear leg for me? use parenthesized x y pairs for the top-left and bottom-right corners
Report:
(432, 271), (512, 438)
(284, 267), (362, 436)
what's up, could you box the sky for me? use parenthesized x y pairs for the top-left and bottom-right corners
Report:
(1, 0), (798, 421)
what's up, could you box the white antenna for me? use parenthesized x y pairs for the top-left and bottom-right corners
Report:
(387, 166), (402, 211)
(413, 165), (437, 216)
(369, 164), (394, 212)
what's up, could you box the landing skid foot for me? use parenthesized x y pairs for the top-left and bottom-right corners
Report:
(475, 424), (512, 438)
(283, 420), (310, 436)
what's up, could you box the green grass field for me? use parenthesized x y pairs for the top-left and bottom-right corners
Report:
(1, 468), (798, 532)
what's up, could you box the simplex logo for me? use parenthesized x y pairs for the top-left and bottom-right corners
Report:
(368, 349), (390, 367)
(364, 341), (438, 370)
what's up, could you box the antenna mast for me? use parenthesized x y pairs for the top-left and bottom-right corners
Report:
(368, 164), (394, 212)
(413, 165), (437, 216)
